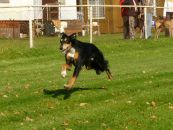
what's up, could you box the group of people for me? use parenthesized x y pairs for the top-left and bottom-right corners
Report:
(120, 0), (173, 39)
(120, 0), (153, 40)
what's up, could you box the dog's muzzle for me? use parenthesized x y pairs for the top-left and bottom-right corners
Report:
(60, 46), (71, 55)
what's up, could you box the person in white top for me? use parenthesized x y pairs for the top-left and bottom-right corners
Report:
(163, 0), (173, 36)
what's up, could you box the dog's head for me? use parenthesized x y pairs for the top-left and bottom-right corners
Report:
(59, 33), (77, 54)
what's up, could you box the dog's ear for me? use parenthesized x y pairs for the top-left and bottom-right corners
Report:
(70, 33), (77, 40)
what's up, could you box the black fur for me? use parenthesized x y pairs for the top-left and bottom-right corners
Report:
(59, 33), (112, 90)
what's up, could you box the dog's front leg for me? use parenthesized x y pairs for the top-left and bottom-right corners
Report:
(106, 69), (113, 80)
(61, 64), (72, 78)
(64, 64), (82, 90)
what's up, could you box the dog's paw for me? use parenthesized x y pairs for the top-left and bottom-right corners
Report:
(61, 70), (67, 78)
(64, 84), (73, 90)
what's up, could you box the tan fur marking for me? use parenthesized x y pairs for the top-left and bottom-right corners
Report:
(62, 64), (71, 71)
(64, 76), (76, 90)
(74, 52), (79, 60)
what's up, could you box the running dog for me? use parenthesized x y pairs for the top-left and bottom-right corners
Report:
(59, 33), (112, 90)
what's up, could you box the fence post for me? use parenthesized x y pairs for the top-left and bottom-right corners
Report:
(46, 4), (49, 21)
(29, 18), (33, 48)
(144, 7), (148, 39)
(153, 0), (156, 17)
(89, 6), (93, 43)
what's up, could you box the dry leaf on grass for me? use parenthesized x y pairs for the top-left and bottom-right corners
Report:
(3, 95), (8, 98)
(169, 105), (173, 109)
(146, 102), (150, 105)
(79, 103), (88, 107)
(52, 128), (56, 130)
(64, 128), (72, 130)
(62, 120), (69, 126)
(168, 103), (173, 109)
(151, 101), (156, 108)
(23, 84), (30, 89)
(0, 112), (6, 116)
(151, 115), (157, 120)
(14, 111), (20, 115)
(142, 70), (146, 74)
(25, 116), (33, 122)
(127, 101), (132, 104)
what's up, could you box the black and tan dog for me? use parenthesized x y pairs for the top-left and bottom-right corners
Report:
(59, 33), (112, 90)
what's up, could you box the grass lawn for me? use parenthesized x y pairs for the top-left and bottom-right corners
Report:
(0, 34), (173, 130)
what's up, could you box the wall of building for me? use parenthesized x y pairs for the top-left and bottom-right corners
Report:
(59, 0), (77, 20)
(0, 0), (42, 20)
(157, 0), (164, 16)
(82, 0), (122, 33)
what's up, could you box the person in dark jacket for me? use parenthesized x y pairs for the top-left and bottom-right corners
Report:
(128, 0), (139, 39)
(120, 0), (130, 39)
(120, 0), (139, 39)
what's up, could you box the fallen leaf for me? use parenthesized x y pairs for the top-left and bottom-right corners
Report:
(151, 115), (157, 120)
(151, 101), (156, 107)
(62, 120), (69, 126)
(104, 100), (110, 103)
(14, 111), (20, 115)
(24, 84), (30, 89)
(146, 102), (150, 105)
(64, 128), (72, 130)
(83, 120), (89, 124)
(142, 70), (146, 74)
(127, 101), (132, 104)
(52, 128), (56, 130)
(80, 103), (88, 107)
(101, 123), (107, 127)
(0, 112), (5, 116)
(169, 106), (173, 109)
(25, 116), (33, 122)
(3, 95), (8, 98)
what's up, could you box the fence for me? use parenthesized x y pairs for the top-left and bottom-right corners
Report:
(0, 4), (171, 48)
(0, 20), (20, 38)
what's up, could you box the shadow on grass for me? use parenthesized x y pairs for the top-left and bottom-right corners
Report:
(43, 87), (107, 100)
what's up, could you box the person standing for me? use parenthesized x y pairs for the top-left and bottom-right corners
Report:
(120, 0), (130, 39)
(128, 0), (139, 39)
(163, 0), (173, 36)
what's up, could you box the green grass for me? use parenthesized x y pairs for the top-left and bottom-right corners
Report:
(1, 35), (173, 130)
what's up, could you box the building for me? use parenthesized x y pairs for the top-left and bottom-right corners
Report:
(0, 0), (165, 38)
(0, 0), (42, 38)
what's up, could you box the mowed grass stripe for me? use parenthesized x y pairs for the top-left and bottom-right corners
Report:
(1, 35), (173, 130)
